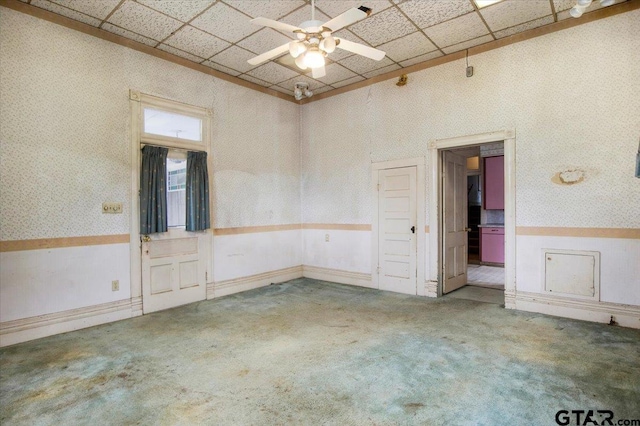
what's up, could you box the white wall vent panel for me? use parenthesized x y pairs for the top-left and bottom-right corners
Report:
(542, 249), (600, 300)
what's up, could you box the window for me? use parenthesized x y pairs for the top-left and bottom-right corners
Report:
(143, 107), (202, 142)
(167, 153), (186, 227)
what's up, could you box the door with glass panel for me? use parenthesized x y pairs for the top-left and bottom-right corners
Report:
(139, 101), (210, 314)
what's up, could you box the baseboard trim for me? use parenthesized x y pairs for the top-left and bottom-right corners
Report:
(515, 291), (640, 329)
(0, 299), (133, 347)
(211, 266), (303, 298)
(303, 265), (374, 289)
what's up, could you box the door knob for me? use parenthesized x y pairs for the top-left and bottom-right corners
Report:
(464, 228), (471, 232)
(410, 226), (415, 234)
(141, 235), (151, 242)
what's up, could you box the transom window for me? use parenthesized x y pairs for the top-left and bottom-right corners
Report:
(143, 107), (202, 142)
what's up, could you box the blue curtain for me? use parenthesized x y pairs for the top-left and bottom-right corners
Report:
(140, 145), (168, 234)
(186, 151), (210, 231)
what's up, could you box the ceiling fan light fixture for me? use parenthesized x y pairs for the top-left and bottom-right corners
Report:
(599, 0), (614, 5)
(303, 49), (325, 68)
(320, 36), (336, 53)
(577, 0), (592, 5)
(295, 54), (308, 70)
(569, 5), (586, 17)
(289, 41), (306, 58)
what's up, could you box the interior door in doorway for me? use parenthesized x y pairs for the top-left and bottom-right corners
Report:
(378, 166), (417, 295)
(442, 151), (468, 294)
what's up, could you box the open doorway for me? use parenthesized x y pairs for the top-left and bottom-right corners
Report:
(429, 132), (514, 306)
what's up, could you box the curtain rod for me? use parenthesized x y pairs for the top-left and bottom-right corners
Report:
(141, 143), (205, 154)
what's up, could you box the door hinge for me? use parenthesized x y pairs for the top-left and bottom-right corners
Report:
(377, 183), (380, 191)
(376, 266), (380, 274)
(206, 271), (208, 281)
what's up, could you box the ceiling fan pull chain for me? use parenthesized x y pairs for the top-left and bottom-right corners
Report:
(311, 0), (315, 21)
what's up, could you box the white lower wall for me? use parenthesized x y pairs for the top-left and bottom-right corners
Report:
(303, 229), (371, 274)
(516, 235), (640, 305)
(213, 229), (302, 283)
(0, 243), (131, 323)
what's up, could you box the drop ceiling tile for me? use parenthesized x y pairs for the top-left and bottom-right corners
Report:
(137, 0), (214, 22)
(441, 34), (493, 54)
(107, 1), (183, 41)
(398, 0), (475, 29)
(202, 60), (241, 76)
(237, 28), (293, 55)
(238, 74), (271, 87)
(157, 44), (205, 62)
(224, 0), (305, 20)
(210, 46), (258, 73)
(349, 7), (417, 46)
(102, 23), (157, 46)
(32, 0), (102, 26)
(269, 85), (295, 96)
(423, 12), (489, 48)
(399, 50), (443, 67)
(246, 62), (300, 84)
(278, 74), (327, 91)
(332, 75), (365, 88)
(362, 63), (401, 79)
(339, 55), (394, 75)
(308, 63), (358, 85)
(191, 2), (260, 43)
(50, 0), (121, 20)
(480, 0), (552, 32)
(164, 25), (230, 59)
(553, 0), (576, 12)
(280, 5), (330, 27)
(376, 31), (437, 63)
(494, 15), (554, 38)
(315, 0), (393, 18)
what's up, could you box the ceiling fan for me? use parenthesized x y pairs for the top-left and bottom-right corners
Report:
(247, 0), (386, 79)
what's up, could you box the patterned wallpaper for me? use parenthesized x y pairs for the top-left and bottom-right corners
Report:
(301, 9), (640, 228)
(0, 8), (300, 240)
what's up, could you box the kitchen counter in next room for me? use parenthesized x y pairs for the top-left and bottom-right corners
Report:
(478, 223), (504, 228)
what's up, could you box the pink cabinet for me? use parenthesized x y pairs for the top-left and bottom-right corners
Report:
(484, 155), (504, 210)
(480, 227), (504, 264)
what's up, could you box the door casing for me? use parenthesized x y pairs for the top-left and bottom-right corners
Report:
(129, 90), (214, 316)
(428, 130), (516, 307)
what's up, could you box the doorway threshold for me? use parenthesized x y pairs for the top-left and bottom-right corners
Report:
(445, 286), (504, 305)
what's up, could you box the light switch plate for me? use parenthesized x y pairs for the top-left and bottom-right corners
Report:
(103, 202), (122, 214)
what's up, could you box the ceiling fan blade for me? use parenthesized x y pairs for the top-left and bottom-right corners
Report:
(335, 38), (385, 61)
(322, 6), (371, 32)
(311, 65), (326, 79)
(247, 42), (291, 66)
(250, 17), (302, 33)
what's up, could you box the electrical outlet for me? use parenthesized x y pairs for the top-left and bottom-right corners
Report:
(325, 234), (330, 242)
(103, 202), (123, 214)
(112, 280), (119, 291)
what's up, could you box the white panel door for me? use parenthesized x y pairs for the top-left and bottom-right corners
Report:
(141, 230), (206, 313)
(443, 151), (468, 294)
(378, 167), (417, 295)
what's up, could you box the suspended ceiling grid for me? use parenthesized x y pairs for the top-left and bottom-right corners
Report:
(17, 0), (630, 96)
